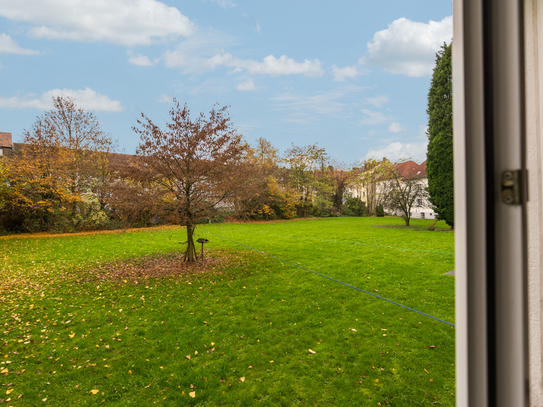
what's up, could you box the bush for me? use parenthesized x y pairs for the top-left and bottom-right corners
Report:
(344, 196), (365, 216)
(376, 204), (385, 217)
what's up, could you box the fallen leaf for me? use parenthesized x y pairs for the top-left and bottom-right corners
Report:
(6, 389), (13, 395)
(308, 349), (316, 354)
(1, 368), (8, 374)
(189, 391), (196, 398)
(211, 342), (215, 346)
(186, 355), (191, 360)
(240, 377), (245, 382)
(69, 332), (75, 339)
(90, 389), (99, 395)
(128, 370), (132, 374)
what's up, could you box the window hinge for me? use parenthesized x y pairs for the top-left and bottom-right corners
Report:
(501, 169), (526, 205)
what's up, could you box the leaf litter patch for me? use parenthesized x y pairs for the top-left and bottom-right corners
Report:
(91, 250), (231, 283)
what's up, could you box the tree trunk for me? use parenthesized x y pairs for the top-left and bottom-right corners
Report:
(184, 223), (198, 262)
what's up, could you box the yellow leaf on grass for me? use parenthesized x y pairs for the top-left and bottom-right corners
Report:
(90, 389), (99, 395)
(189, 391), (196, 398)
(128, 370), (132, 374)
(6, 389), (13, 395)
(211, 342), (215, 346)
(69, 332), (75, 338)
(186, 355), (191, 360)
(240, 377), (245, 382)
(308, 349), (316, 354)
(1, 368), (8, 374)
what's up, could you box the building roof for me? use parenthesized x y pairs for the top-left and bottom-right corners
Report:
(0, 132), (13, 148)
(395, 160), (427, 179)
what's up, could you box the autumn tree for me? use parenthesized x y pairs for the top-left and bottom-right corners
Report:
(22, 96), (115, 197)
(284, 143), (330, 217)
(105, 154), (173, 227)
(133, 100), (246, 262)
(328, 161), (352, 213)
(356, 158), (394, 216)
(382, 163), (429, 226)
(2, 96), (115, 231)
(232, 138), (282, 220)
(427, 42), (454, 227)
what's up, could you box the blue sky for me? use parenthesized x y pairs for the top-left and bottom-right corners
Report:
(0, 0), (452, 164)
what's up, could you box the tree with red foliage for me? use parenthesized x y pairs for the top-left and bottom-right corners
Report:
(133, 100), (246, 262)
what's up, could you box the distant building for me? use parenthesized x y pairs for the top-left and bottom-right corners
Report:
(348, 159), (436, 220)
(0, 132), (13, 156)
(388, 160), (435, 220)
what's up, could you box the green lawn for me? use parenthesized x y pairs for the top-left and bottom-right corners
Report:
(1, 217), (455, 406)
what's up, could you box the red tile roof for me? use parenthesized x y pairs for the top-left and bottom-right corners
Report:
(0, 132), (13, 148)
(394, 160), (427, 179)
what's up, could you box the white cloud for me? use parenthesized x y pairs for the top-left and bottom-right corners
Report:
(331, 65), (359, 81)
(161, 29), (237, 71)
(203, 0), (236, 8)
(364, 141), (428, 163)
(0, 88), (124, 112)
(388, 122), (403, 132)
(364, 95), (388, 108)
(359, 108), (392, 126)
(273, 91), (349, 120)
(360, 16), (452, 77)
(162, 49), (191, 67)
(236, 78), (255, 91)
(0, 0), (195, 46)
(127, 50), (155, 66)
(418, 125), (429, 139)
(0, 33), (39, 55)
(207, 53), (324, 77)
(157, 94), (173, 103)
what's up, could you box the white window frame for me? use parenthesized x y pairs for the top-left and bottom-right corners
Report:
(454, 1), (530, 405)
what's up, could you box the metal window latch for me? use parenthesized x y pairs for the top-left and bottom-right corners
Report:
(501, 170), (525, 205)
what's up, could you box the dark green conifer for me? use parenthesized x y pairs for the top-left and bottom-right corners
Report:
(426, 43), (454, 227)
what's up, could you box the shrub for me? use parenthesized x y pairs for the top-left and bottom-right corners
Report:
(344, 196), (366, 216)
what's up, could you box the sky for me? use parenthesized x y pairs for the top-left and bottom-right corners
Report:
(0, 0), (452, 165)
